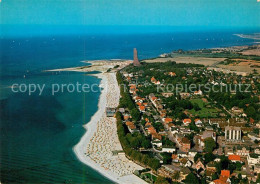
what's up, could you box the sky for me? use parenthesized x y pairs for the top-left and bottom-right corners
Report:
(0, 0), (260, 36)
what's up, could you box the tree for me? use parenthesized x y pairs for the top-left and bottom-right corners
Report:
(228, 162), (236, 173)
(149, 159), (160, 170)
(131, 108), (141, 122)
(194, 153), (203, 162)
(155, 176), (170, 184)
(161, 153), (172, 164)
(235, 162), (243, 171)
(212, 173), (218, 180)
(204, 152), (216, 164)
(256, 174), (260, 183)
(246, 106), (256, 117)
(141, 139), (152, 149)
(217, 156), (229, 171)
(238, 173), (242, 180)
(204, 137), (216, 153)
(141, 154), (149, 164)
(172, 171), (181, 181)
(193, 103), (201, 111)
(184, 173), (200, 184)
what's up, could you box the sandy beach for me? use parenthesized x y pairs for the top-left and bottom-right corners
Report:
(73, 72), (146, 184)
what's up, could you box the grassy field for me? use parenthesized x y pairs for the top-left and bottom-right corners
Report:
(142, 57), (225, 66)
(189, 98), (220, 118)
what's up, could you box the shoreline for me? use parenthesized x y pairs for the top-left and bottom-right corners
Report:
(73, 73), (119, 183)
(73, 72), (146, 184)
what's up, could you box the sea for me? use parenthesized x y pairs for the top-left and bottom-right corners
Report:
(0, 27), (259, 183)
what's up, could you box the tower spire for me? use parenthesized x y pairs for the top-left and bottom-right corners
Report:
(133, 48), (141, 66)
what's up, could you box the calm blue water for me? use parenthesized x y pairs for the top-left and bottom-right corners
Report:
(0, 29), (259, 183)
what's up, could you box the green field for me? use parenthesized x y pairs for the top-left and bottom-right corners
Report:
(189, 98), (220, 118)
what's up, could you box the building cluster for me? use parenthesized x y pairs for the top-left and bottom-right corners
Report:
(117, 61), (260, 183)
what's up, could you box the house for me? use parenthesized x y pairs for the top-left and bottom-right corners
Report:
(180, 158), (192, 167)
(126, 121), (133, 126)
(212, 179), (229, 184)
(149, 93), (157, 101)
(168, 72), (176, 77)
(155, 80), (161, 85)
(235, 146), (250, 156)
(255, 149), (260, 154)
(118, 108), (125, 113)
(172, 154), (179, 163)
(212, 170), (231, 184)
(158, 165), (190, 182)
(206, 161), (217, 171)
(206, 169), (215, 180)
(148, 126), (157, 134)
(212, 156), (220, 161)
(188, 150), (198, 159)
(126, 122), (137, 133)
(194, 90), (203, 95)
(247, 153), (260, 167)
(162, 147), (176, 153)
(151, 77), (161, 85)
(214, 170), (231, 183)
(144, 122), (152, 130)
(106, 107), (116, 117)
(163, 117), (173, 124)
(183, 119), (192, 126)
(254, 164), (260, 173)
(179, 127), (191, 135)
(195, 119), (203, 127)
(170, 127), (179, 135)
(129, 85), (136, 93)
(151, 77), (156, 83)
(177, 150), (188, 158)
(136, 102), (142, 106)
(158, 165), (180, 179)
(224, 146), (234, 156)
(128, 124), (137, 133)
(248, 132), (260, 141)
(209, 118), (226, 126)
(228, 155), (241, 162)
(180, 92), (190, 99)
(143, 102), (148, 106)
(166, 123), (175, 130)
(124, 115), (130, 120)
(195, 159), (205, 170)
(139, 105), (146, 112)
(221, 170), (230, 178)
(231, 106), (244, 115)
(161, 92), (174, 98)
(176, 135), (190, 152)
(151, 133), (162, 147)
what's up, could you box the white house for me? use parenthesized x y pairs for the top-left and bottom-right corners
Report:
(188, 150), (198, 158)
(152, 140), (162, 147)
(194, 90), (203, 95)
(170, 127), (179, 135)
(195, 119), (203, 127)
(180, 158), (193, 167)
(162, 147), (176, 153)
(247, 153), (260, 167)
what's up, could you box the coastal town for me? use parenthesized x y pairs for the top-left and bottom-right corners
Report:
(71, 45), (260, 184)
(106, 47), (260, 184)
(2, 1), (260, 184)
